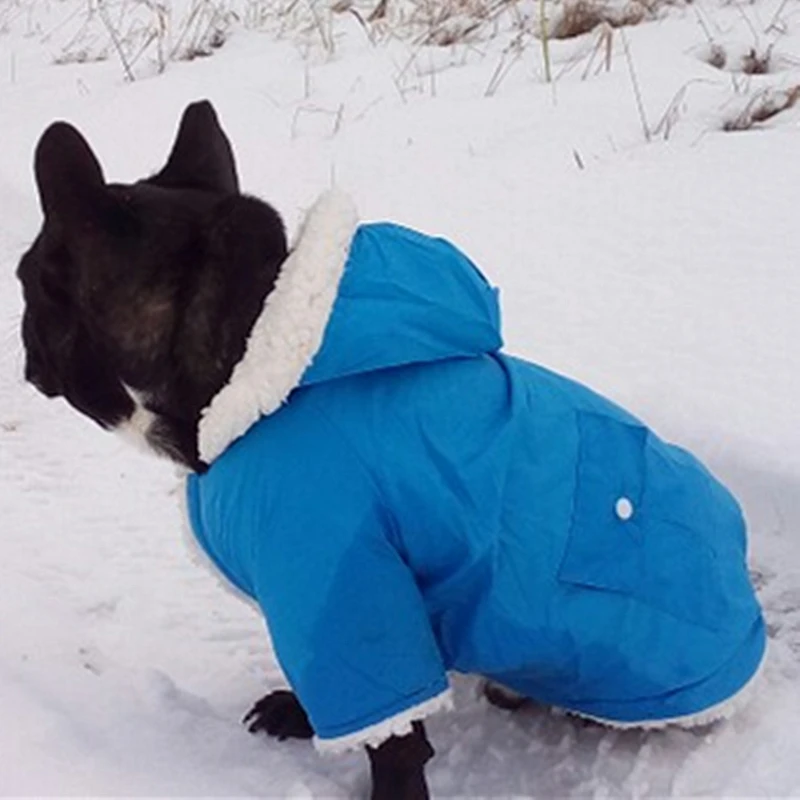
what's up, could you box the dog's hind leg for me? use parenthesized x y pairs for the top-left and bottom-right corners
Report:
(482, 680), (528, 711)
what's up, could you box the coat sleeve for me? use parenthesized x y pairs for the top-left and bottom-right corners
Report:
(249, 427), (451, 752)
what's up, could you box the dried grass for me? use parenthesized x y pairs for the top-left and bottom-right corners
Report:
(723, 84), (800, 131)
(43, 0), (237, 79)
(17, 0), (738, 95)
(706, 43), (726, 70)
(15, 0), (653, 84)
(700, 42), (784, 76)
(579, 21), (613, 79)
(407, 0), (498, 46)
(547, 0), (647, 41)
(741, 45), (772, 75)
(620, 26), (650, 140)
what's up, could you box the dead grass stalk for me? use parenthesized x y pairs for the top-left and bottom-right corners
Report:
(723, 84), (800, 130)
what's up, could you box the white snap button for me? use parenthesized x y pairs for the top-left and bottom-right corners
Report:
(615, 497), (634, 521)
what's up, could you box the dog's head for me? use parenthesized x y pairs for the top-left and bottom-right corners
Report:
(17, 101), (287, 471)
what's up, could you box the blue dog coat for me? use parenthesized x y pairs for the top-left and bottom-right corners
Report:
(187, 191), (765, 751)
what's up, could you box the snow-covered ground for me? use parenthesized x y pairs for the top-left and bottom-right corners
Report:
(1, 0), (800, 794)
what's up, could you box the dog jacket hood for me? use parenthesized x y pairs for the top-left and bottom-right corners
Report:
(187, 191), (765, 752)
(196, 190), (501, 464)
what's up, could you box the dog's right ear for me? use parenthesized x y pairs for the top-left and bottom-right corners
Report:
(150, 100), (239, 194)
(34, 121), (106, 223)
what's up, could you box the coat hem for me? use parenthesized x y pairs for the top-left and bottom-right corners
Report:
(557, 645), (766, 731)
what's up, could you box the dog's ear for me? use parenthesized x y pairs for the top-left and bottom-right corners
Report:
(151, 100), (239, 194)
(34, 121), (106, 223)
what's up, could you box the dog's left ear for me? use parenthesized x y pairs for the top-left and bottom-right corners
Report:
(34, 121), (107, 223)
(151, 100), (240, 194)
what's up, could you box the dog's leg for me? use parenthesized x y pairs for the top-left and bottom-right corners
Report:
(245, 693), (433, 798)
(482, 680), (527, 711)
(366, 721), (434, 800)
(243, 689), (314, 740)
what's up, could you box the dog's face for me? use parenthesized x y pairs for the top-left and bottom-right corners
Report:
(17, 101), (288, 470)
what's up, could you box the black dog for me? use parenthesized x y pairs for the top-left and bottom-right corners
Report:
(18, 102), (286, 472)
(17, 101), (446, 799)
(16, 100), (765, 799)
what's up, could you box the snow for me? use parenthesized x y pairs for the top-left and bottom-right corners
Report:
(1, 0), (800, 794)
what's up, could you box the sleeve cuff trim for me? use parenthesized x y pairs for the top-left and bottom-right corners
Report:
(314, 688), (453, 754)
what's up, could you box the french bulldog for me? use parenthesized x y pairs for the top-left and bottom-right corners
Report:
(17, 100), (765, 800)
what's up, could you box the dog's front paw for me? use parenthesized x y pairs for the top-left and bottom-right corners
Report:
(243, 689), (314, 740)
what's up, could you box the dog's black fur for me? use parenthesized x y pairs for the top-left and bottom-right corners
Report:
(16, 101), (450, 799)
(17, 102), (286, 471)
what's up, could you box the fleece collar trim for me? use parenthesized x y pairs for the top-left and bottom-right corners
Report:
(197, 190), (359, 464)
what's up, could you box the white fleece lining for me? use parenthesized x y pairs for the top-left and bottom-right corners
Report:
(559, 651), (766, 731)
(198, 189), (359, 464)
(314, 688), (454, 754)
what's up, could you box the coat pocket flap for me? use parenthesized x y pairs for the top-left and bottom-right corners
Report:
(559, 412), (647, 594)
(558, 411), (754, 632)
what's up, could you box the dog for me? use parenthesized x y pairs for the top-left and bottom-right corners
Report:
(17, 101), (766, 799)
